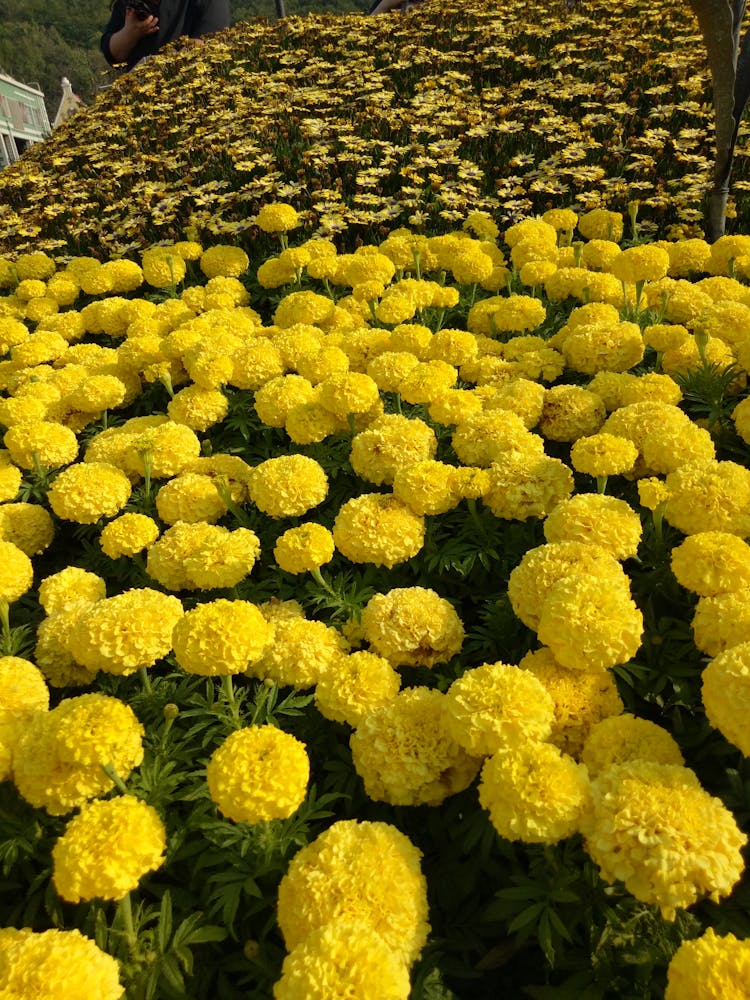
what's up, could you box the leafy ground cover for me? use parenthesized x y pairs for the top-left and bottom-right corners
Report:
(0, 1), (749, 998)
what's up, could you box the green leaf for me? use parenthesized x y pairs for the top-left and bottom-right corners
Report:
(158, 890), (173, 955)
(507, 900), (546, 933)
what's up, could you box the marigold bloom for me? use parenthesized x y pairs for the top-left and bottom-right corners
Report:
(520, 647), (624, 758)
(483, 452), (573, 521)
(0, 539), (33, 604)
(277, 820), (429, 967)
(671, 531), (750, 596)
(361, 587), (464, 667)
(350, 414), (437, 486)
(350, 687), (480, 807)
(543, 493), (642, 560)
(172, 599), (271, 676)
(0, 655), (49, 780)
(333, 493), (424, 568)
(452, 410), (544, 468)
(69, 589), (183, 676)
(53, 795), (166, 901)
(314, 650), (401, 727)
(508, 540), (627, 630)
(146, 522), (260, 591)
(701, 643), (750, 756)
(392, 460), (462, 515)
(665, 928), (750, 999)
(581, 714), (684, 777)
(578, 208), (624, 242)
(13, 693), (144, 815)
(257, 202), (300, 233)
(0, 927), (124, 999)
(274, 523), (335, 574)
(581, 761), (746, 920)
(663, 460), (750, 536)
(249, 454), (328, 518)
(254, 616), (346, 689)
(444, 661), (554, 756)
(207, 725), (309, 823)
(569, 432), (638, 479)
(199, 244), (250, 278)
(38, 566), (106, 614)
(0, 501), (54, 555)
(479, 741), (592, 843)
(274, 919), (410, 1000)
(538, 574), (643, 672)
(4, 420), (78, 470)
(155, 472), (227, 525)
(48, 462), (131, 524)
(99, 513), (160, 559)
(539, 384), (606, 442)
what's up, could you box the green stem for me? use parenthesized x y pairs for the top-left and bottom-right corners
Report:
(394, 392), (402, 415)
(0, 600), (10, 655)
(221, 674), (241, 727)
(310, 566), (337, 596)
(139, 667), (153, 694)
(596, 476), (608, 495)
(466, 498), (487, 538)
(102, 763), (129, 795)
(118, 892), (138, 955)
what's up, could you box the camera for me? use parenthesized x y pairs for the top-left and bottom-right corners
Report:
(128, 0), (159, 18)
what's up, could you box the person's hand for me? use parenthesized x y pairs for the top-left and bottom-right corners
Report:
(124, 6), (159, 37)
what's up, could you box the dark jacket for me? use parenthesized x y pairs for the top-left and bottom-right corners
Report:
(101, 0), (230, 69)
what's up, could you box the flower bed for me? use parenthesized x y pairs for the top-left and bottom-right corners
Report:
(0, 1), (749, 998)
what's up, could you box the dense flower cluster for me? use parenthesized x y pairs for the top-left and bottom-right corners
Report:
(0, 927), (123, 999)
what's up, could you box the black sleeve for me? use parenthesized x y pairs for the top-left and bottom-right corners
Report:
(190, 0), (231, 36)
(100, 1), (127, 65)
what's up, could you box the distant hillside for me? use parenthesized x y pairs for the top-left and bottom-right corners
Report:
(0, 0), (366, 115)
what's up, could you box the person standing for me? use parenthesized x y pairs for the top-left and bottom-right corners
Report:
(101, 0), (230, 70)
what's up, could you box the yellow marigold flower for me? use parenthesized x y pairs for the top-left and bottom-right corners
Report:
(392, 460), (461, 516)
(15, 252), (55, 281)
(144, 521), (215, 590)
(257, 202), (300, 233)
(100, 513), (159, 559)
(155, 472), (226, 525)
(349, 414), (437, 487)
(539, 385), (606, 442)
(141, 248), (187, 289)
(38, 566), (105, 614)
(692, 590), (750, 657)
(508, 540), (626, 631)
(543, 493), (641, 560)
(295, 345), (350, 385)
(351, 687), (480, 807)
(361, 587), (464, 668)
(664, 460), (750, 536)
(731, 391), (750, 443)
(581, 761), (746, 920)
(671, 531), (750, 596)
(663, 333), (735, 378)
(581, 714), (684, 777)
(35, 602), (100, 688)
(13, 693), (144, 815)
(314, 650), (401, 727)
(665, 239), (711, 278)
(274, 523), (335, 574)
(580, 239), (621, 272)
(398, 360), (457, 406)
(467, 294), (546, 336)
(569, 434), (638, 480)
(0, 655), (48, 781)
(504, 218), (557, 248)
(182, 525), (261, 591)
(483, 453), (573, 521)
(317, 372), (379, 420)
(164, 384), (227, 432)
(207, 725), (309, 823)
(389, 323), (432, 358)
(48, 461), (131, 524)
(539, 573), (643, 672)
(100, 258), (144, 292)
(610, 244), (670, 284)
(520, 647), (623, 758)
(248, 454), (327, 519)
(274, 919), (410, 1000)
(702, 643), (750, 755)
(481, 377), (545, 428)
(0, 455), (21, 502)
(333, 493), (424, 568)
(479, 741), (592, 844)
(69, 589), (183, 676)
(0, 927), (123, 999)
(198, 244), (250, 279)
(65, 374), (127, 414)
(665, 928), (750, 1000)
(452, 410), (543, 468)
(0, 539), (32, 604)
(643, 420), (715, 476)
(278, 819), (429, 966)
(254, 374), (316, 428)
(172, 599), (271, 676)
(4, 419), (78, 470)
(0, 501), (54, 555)
(464, 210), (500, 240)
(707, 233), (750, 275)
(444, 661), (554, 756)
(578, 208), (624, 242)
(122, 420), (201, 480)
(619, 373), (683, 407)
(428, 328), (479, 369)
(53, 795), (166, 902)
(274, 290), (335, 329)
(542, 208), (578, 232)
(561, 320), (644, 375)
(254, 616), (346, 689)
(450, 245), (495, 285)
(229, 339), (284, 391)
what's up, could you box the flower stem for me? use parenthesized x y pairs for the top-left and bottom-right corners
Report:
(221, 674), (241, 727)
(0, 600), (10, 654)
(596, 476), (608, 495)
(118, 892), (138, 954)
(102, 763), (129, 795)
(310, 566), (337, 596)
(139, 667), (153, 694)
